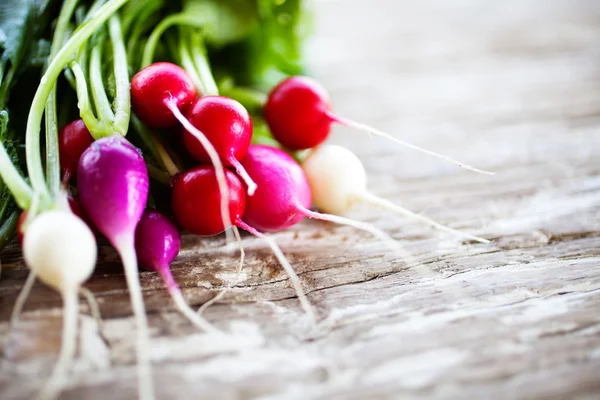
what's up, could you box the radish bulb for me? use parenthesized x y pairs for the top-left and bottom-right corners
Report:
(301, 144), (489, 243)
(265, 76), (493, 175)
(135, 209), (220, 333)
(23, 210), (96, 400)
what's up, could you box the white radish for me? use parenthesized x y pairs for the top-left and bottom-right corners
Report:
(301, 144), (490, 244)
(23, 210), (97, 400)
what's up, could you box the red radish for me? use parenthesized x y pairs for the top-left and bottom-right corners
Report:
(58, 119), (94, 183)
(135, 209), (219, 333)
(265, 76), (493, 174)
(302, 144), (490, 243)
(171, 166), (315, 324)
(22, 210), (97, 400)
(183, 96), (257, 195)
(131, 62), (234, 242)
(77, 135), (153, 400)
(131, 62), (196, 129)
(16, 211), (27, 245)
(241, 144), (404, 250)
(171, 167), (245, 236)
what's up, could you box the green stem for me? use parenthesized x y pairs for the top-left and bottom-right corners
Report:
(89, 36), (115, 125)
(70, 61), (102, 136)
(141, 13), (207, 68)
(219, 86), (267, 112)
(45, 0), (79, 196)
(0, 140), (32, 209)
(178, 36), (205, 95)
(108, 14), (130, 135)
(146, 164), (170, 185)
(25, 0), (129, 206)
(190, 32), (218, 96)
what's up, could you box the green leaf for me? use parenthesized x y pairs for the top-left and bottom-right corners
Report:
(183, 0), (259, 47)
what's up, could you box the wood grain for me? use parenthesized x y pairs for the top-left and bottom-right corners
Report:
(1, 0), (600, 399)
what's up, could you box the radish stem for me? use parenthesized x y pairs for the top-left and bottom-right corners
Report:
(108, 14), (130, 135)
(25, 0), (128, 207)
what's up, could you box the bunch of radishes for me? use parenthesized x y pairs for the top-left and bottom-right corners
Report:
(0, 0), (494, 399)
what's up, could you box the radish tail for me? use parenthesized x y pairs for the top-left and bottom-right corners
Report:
(117, 241), (154, 400)
(157, 267), (220, 333)
(298, 207), (418, 268)
(10, 271), (37, 326)
(326, 112), (495, 175)
(79, 287), (102, 328)
(197, 226), (245, 316)
(165, 99), (234, 245)
(358, 192), (490, 244)
(232, 225), (245, 273)
(198, 290), (227, 316)
(236, 220), (317, 327)
(35, 289), (78, 400)
(229, 157), (257, 196)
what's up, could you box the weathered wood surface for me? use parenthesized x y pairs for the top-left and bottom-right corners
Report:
(2, 0), (600, 398)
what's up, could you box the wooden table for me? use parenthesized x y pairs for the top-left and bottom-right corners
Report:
(2, 0), (600, 398)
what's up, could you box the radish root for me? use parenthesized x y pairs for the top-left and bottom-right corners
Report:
(358, 192), (490, 244)
(117, 242), (154, 400)
(35, 290), (78, 400)
(327, 112), (495, 175)
(236, 220), (317, 327)
(165, 99), (234, 245)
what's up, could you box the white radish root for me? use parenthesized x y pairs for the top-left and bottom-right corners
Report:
(22, 210), (97, 400)
(301, 144), (489, 243)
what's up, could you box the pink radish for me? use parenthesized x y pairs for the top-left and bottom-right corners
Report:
(182, 96), (257, 195)
(135, 209), (219, 333)
(22, 209), (97, 400)
(130, 62), (233, 242)
(301, 144), (489, 243)
(77, 135), (153, 400)
(264, 76), (493, 174)
(171, 166), (316, 324)
(241, 144), (403, 249)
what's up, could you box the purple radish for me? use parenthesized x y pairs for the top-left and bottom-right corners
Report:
(135, 209), (219, 333)
(77, 135), (153, 400)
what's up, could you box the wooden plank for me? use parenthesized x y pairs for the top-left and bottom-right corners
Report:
(1, 0), (600, 399)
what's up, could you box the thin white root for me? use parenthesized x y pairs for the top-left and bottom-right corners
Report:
(166, 99), (234, 245)
(170, 289), (222, 334)
(79, 287), (103, 328)
(118, 243), (154, 400)
(35, 290), (79, 400)
(230, 157), (257, 196)
(301, 207), (419, 269)
(329, 112), (495, 175)
(198, 290), (227, 316)
(197, 226), (244, 317)
(359, 192), (490, 244)
(10, 271), (37, 326)
(232, 225), (245, 273)
(236, 221), (317, 327)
